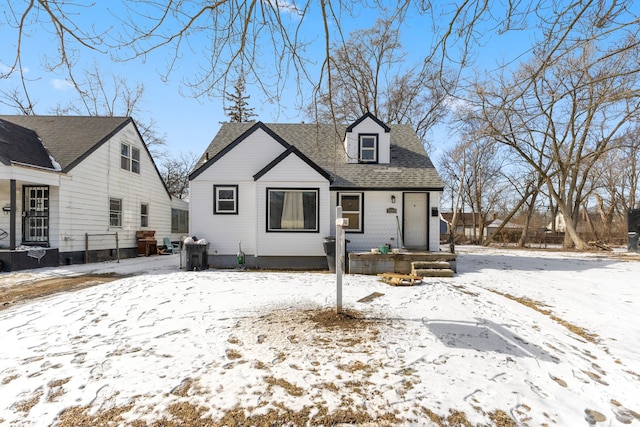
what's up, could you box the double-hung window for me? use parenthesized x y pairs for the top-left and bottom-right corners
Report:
(339, 193), (363, 232)
(359, 134), (378, 163)
(214, 185), (238, 214)
(110, 198), (122, 227)
(121, 143), (140, 173)
(140, 204), (149, 227)
(267, 188), (319, 232)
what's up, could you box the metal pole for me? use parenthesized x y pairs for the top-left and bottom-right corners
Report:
(9, 179), (16, 250)
(336, 206), (343, 314)
(85, 233), (88, 264)
(115, 232), (120, 263)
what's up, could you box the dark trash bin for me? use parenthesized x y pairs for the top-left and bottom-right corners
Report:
(185, 243), (209, 271)
(323, 237), (349, 273)
(323, 236), (336, 272)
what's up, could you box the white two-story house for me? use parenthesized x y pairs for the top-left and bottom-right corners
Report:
(0, 115), (176, 271)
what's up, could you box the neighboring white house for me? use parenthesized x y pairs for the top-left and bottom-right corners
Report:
(0, 115), (173, 271)
(189, 113), (445, 269)
(484, 218), (523, 239)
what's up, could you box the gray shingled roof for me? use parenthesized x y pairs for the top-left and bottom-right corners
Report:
(0, 115), (131, 172)
(0, 119), (55, 169)
(195, 122), (444, 190)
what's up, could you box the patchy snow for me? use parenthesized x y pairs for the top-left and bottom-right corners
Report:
(1, 246), (639, 426)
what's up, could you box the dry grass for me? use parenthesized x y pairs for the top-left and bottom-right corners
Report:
(489, 289), (599, 343)
(57, 401), (405, 427)
(0, 274), (124, 310)
(13, 390), (43, 414)
(8, 282), (522, 427)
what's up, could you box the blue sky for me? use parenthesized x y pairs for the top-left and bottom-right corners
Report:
(0, 2), (535, 160)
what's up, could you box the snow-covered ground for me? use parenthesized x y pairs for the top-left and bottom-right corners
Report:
(1, 246), (639, 426)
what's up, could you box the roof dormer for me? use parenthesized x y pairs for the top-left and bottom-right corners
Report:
(343, 112), (391, 164)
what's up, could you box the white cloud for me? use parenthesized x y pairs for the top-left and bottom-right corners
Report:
(51, 78), (74, 90)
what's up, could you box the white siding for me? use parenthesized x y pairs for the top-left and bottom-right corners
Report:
(343, 117), (391, 164)
(189, 180), (256, 255)
(332, 191), (401, 252)
(189, 129), (288, 256)
(57, 122), (171, 253)
(331, 190), (442, 253)
(0, 166), (62, 249)
(428, 192), (441, 251)
(255, 154), (330, 257)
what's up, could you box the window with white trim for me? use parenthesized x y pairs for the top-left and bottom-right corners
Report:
(214, 185), (238, 214)
(110, 198), (122, 227)
(121, 143), (140, 173)
(267, 189), (318, 232)
(339, 193), (363, 232)
(359, 134), (378, 163)
(140, 203), (149, 227)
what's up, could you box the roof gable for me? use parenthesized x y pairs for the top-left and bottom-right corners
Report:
(0, 115), (172, 199)
(346, 112), (390, 133)
(253, 146), (332, 182)
(0, 115), (131, 172)
(0, 118), (55, 169)
(195, 122), (444, 190)
(190, 121), (291, 180)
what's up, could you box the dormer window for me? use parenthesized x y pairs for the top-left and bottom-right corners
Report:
(359, 134), (378, 163)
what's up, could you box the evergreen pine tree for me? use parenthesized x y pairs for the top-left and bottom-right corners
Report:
(224, 73), (256, 122)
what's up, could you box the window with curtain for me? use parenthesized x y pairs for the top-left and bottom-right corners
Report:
(268, 189), (318, 232)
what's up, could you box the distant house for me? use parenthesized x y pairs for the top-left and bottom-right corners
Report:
(441, 212), (488, 241)
(484, 218), (523, 240)
(0, 115), (174, 271)
(189, 113), (445, 269)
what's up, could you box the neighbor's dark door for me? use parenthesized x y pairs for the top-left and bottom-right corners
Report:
(22, 186), (49, 246)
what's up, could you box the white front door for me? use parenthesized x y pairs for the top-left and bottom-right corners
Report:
(403, 192), (428, 250)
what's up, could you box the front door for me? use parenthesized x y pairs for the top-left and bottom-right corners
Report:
(403, 192), (428, 250)
(23, 186), (49, 246)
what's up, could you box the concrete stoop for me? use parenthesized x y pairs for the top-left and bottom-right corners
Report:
(411, 261), (455, 278)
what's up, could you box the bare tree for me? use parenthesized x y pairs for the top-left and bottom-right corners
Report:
(307, 19), (450, 146)
(471, 36), (640, 250)
(47, 64), (167, 153)
(0, 87), (37, 115)
(3, 1), (636, 118)
(159, 152), (199, 200)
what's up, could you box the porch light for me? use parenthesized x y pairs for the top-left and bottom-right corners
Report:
(2, 204), (10, 215)
(391, 195), (396, 204)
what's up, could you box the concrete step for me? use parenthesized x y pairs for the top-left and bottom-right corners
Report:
(412, 268), (455, 278)
(411, 261), (451, 270)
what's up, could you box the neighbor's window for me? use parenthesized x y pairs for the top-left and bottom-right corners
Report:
(110, 198), (122, 227)
(171, 208), (189, 233)
(268, 188), (318, 232)
(214, 185), (238, 214)
(359, 134), (378, 163)
(121, 143), (140, 173)
(140, 204), (149, 227)
(339, 193), (363, 232)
